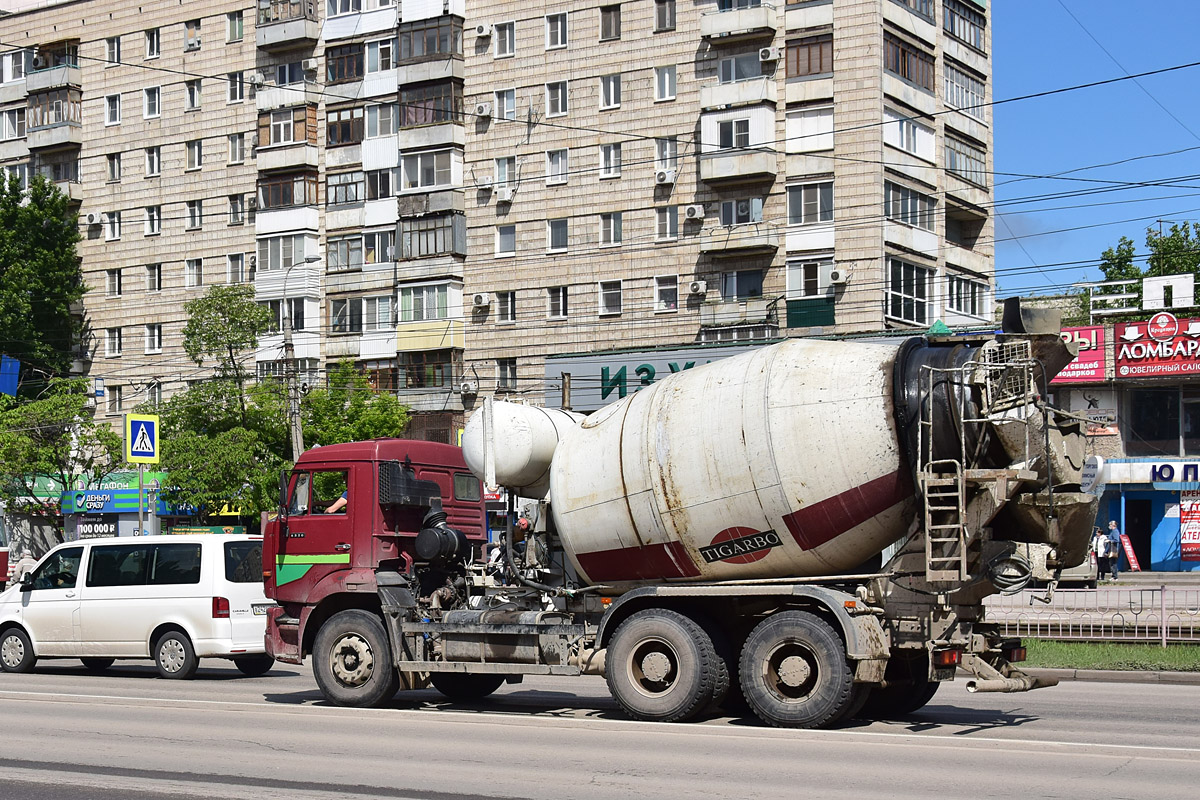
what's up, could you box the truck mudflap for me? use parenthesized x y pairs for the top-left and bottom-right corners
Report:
(960, 651), (1059, 693)
(265, 606), (303, 665)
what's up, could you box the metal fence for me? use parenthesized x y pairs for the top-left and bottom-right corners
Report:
(985, 587), (1200, 645)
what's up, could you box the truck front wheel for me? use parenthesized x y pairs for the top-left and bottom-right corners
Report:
(739, 610), (852, 729)
(606, 608), (718, 723)
(313, 610), (399, 708)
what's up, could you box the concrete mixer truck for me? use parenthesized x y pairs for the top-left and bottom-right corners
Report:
(262, 300), (1096, 728)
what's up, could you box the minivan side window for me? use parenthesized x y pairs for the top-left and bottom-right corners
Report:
(151, 543), (202, 585)
(29, 547), (84, 590)
(86, 543), (202, 587)
(225, 541), (263, 583)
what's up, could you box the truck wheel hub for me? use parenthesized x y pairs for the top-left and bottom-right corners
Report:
(777, 655), (811, 688)
(640, 651), (672, 683)
(331, 635), (374, 686)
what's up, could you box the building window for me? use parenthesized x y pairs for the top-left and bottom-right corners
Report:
(366, 38), (394, 73)
(328, 0), (363, 17)
(497, 224), (516, 256)
(146, 264), (162, 292)
(495, 156), (515, 186)
(547, 218), (568, 251)
(398, 17), (463, 63)
(327, 107), (364, 146)
(186, 139), (203, 170)
(655, 137), (678, 169)
(145, 146), (161, 176)
(185, 79), (201, 110)
(228, 133), (245, 164)
(258, 171), (319, 209)
(229, 195), (245, 225)
(227, 10), (244, 42)
(887, 257), (931, 324)
(365, 229), (394, 263)
(400, 150), (452, 189)
(546, 149), (568, 184)
(398, 212), (465, 258)
(944, 61), (985, 121)
(257, 233), (308, 271)
(547, 286), (568, 318)
(497, 291), (516, 323)
(718, 0), (762, 9)
(600, 143), (622, 178)
(107, 385), (123, 414)
(947, 274), (985, 317)
(261, 107), (313, 147)
(327, 44), (364, 83)
(787, 182), (833, 225)
(144, 205), (161, 235)
(145, 28), (160, 58)
(0, 108), (24, 141)
(184, 19), (201, 50)
(28, 88), (82, 128)
(364, 296), (392, 330)
(145, 324), (163, 353)
(366, 168), (396, 200)
(546, 81), (568, 116)
(105, 36), (121, 65)
(786, 34), (833, 79)
(599, 280), (622, 315)
(656, 206), (678, 240)
(721, 269), (763, 300)
(146, 381), (162, 406)
(546, 13), (568, 49)
(366, 103), (398, 137)
(497, 358), (517, 391)
(600, 212), (623, 245)
(883, 108), (934, 160)
(655, 276), (678, 312)
(329, 235), (364, 272)
(894, 0), (933, 21)
(945, 135), (988, 188)
(785, 106), (833, 153)
(328, 171), (365, 206)
(599, 74), (621, 109)
(720, 53), (760, 84)
(399, 351), (455, 390)
(944, 0), (986, 53)
(495, 22), (515, 57)
(276, 62), (304, 85)
(227, 72), (244, 103)
(399, 82), (462, 127)
(0, 51), (25, 83)
(495, 89), (516, 120)
(399, 284), (449, 322)
(600, 5), (621, 40)
(105, 211), (121, 240)
(186, 258), (204, 288)
(3, 163), (27, 192)
(106, 269), (123, 297)
(787, 256), (832, 299)
(655, 0), (676, 32)
(105, 327), (122, 357)
(884, 33), (934, 91)
(331, 298), (363, 334)
(719, 198), (763, 225)
(105, 94), (121, 125)
(655, 66), (676, 101)
(106, 153), (121, 182)
(885, 182), (935, 230)
(143, 87), (160, 118)
(227, 253), (249, 283)
(718, 119), (750, 149)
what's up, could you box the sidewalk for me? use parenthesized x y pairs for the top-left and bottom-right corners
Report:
(1022, 668), (1200, 686)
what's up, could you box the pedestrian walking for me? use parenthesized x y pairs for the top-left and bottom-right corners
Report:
(1107, 520), (1122, 580)
(1091, 526), (1111, 581)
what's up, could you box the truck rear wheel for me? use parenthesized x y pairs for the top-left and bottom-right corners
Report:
(430, 673), (505, 702)
(606, 608), (718, 723)
(859, 653), (939, 719)
(313, 610), (399, 708)
(739, 610), (852, 729)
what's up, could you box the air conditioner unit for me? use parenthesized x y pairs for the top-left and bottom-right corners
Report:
(474, 102), (492, 118)
(655, 168), (676, 185)
(459, 380), (479, 396)
(31, 53), (47, 70)
(472, 292), (492, 308)
(476, 23), (493, 37)
(247, 198), (258, 211)
(476, 174), (493, 188)
(85, 212), (100, 226)
(496, 186), (514, 203)
(829, 269), (850, 285)
(250, 72), (266, 88)
(684, 204), (705, 221)
(759, 47), (782, 62)
(301, 58), (318, 72)
(688, 280), (708, 295)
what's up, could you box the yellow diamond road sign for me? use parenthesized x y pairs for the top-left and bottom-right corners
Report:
(125, 413), (160, 464)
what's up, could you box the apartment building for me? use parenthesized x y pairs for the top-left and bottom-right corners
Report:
(0, 0), (992, 440)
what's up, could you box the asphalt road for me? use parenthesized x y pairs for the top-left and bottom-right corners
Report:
(1, 660), (1198, 800)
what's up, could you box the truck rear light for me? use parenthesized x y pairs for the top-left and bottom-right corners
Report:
(932, 648), (962, 669)
(1003, 645), (1027, 663)
(212, 597), (230, 618)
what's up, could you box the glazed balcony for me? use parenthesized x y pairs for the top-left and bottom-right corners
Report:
(256, 0), (320, 51)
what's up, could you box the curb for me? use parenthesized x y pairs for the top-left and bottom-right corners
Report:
(1022, 668), (1200, 686)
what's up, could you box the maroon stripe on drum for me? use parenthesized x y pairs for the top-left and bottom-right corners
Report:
(575, 540), (701, 583)
(782, 470), (913, 551)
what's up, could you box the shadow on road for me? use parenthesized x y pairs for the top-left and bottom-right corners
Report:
(27, 661), (302, 682)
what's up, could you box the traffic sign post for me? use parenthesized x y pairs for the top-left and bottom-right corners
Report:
(125, 413), (161, 539)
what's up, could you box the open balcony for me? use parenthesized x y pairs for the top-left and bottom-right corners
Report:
(700, 77), (776, 111)
(699, 224), (779, 256)
(699, 297), (777, 326)
(256, 0), (320, 51)
(700, 3), (779, 43)
(256, 142), (319, 172)
(27, 124), (82, 151)
(26, 64), (81, 93)
(700, 148), (777, 184)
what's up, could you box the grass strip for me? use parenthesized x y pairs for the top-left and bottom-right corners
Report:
(1023, 639), (1200, 672)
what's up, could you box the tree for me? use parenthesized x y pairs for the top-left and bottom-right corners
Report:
(180, 284), (273, 423)
(303, 361), (410, 448)
(0, 174), (84, 393)
(1091, 224), (1200, 322)
(0, 379), (122, 539)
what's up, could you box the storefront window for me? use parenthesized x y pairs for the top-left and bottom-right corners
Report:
(1125, 387), (1190, 457)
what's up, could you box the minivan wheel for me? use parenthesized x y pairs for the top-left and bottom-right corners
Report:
(1, 628), (36, 673)
(234, 654), (275, 677)
(81, 658), (115, 672)
(154, 631), (199, 680)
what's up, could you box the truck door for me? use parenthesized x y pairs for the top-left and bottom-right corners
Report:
(275, 468), (354, 603)
(19, 546), (84, 656)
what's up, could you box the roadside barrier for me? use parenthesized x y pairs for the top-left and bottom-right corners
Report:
(985, 586), (1200, 645)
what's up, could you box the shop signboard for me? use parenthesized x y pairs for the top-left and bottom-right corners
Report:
(168, 525), (245, 536)
(1182, 489), (1200, 562)
(1114, 312), (1200, 378)
(1052, 325), (1106, 384)
(76, 515), (118, 539)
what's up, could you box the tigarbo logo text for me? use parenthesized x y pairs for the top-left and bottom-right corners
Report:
(698, 530), (782, 564)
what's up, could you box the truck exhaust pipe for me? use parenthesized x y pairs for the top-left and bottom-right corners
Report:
(966, 674), (1058, 693)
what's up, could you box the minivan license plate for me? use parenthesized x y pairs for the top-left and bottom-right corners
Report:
(252, 604), (270, 616)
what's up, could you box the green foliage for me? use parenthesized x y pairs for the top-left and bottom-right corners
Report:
(1024, 640), (1200, 672)
(302, 361), (410, 447)
(0, 174), (84, 391)
(0, 379), (121, 535)
(1092, 224), (1200, 322)
(181, 284), (272, 375)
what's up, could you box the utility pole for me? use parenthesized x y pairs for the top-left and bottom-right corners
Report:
(284, 256), (319, 461)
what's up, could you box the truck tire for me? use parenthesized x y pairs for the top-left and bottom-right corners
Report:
(430, 673), (505, 702)
(313, 610), (399, 708)
(154, 631), (199, 680)
(738, 610), (853, 729)
(81, 658), (115, 672)
(858, 653), (939, 719)
(233, 655), (275, 677)
(606, 608), (719, 723)
(1, 628), (36, 673)
(692, 614), (735, 714)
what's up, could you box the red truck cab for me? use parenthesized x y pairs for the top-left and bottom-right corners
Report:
(263, 439), (485, 664)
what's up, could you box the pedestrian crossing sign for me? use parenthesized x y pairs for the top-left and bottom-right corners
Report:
(125, 413), (160, 464)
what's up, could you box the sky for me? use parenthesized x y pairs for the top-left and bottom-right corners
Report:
(993, 0), (1200, 300)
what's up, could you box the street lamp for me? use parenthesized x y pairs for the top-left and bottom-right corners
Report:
(283, 255), (320, 461)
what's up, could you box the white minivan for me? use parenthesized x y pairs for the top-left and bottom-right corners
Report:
(0, 534), (274, 679)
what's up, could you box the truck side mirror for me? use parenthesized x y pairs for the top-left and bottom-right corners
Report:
(279, 471), (290, 516)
